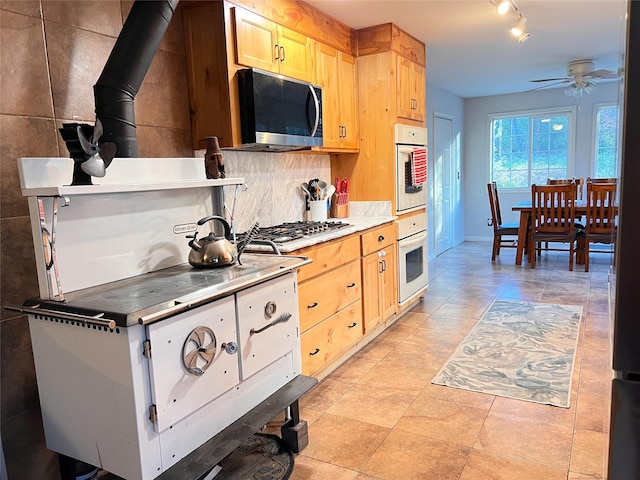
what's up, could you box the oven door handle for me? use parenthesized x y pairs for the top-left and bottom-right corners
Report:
(399, 231), (427, 248)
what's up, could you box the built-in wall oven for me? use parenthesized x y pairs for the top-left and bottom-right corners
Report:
(397, 213), (428, 305)
(395, 123), (428, 214)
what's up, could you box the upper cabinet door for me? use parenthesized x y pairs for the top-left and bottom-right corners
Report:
(233, 7), (279, 74)
(338, 51), (359, 149)
(410, 62), (426, 123)
(396, 55), (425, 122)
(277, 25), (314, 82)
(233, 7), (313, 83)
(316, 43), (341, 148)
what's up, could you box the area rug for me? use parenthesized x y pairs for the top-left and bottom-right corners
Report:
(211, 433), (294, 480)
(432, 300), (583, 408)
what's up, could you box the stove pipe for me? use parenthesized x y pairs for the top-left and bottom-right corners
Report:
(94, 0), (179, 159)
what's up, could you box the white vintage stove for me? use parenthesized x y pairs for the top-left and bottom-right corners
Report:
(10, 157), (313, 480)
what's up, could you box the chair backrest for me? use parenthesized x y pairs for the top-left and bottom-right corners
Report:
(547, 177), (584, 201)
(532, 183), (576, 234)
(585, 182), (617, 235)
(487, 182), (501, 231)
(587, 177), (618, 184)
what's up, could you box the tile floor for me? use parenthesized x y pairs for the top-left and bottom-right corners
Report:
(285, 241), (613, 480)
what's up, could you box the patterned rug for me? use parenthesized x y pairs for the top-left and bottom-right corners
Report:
(212, 433), (294, 480)
(432, 300), (583, 408)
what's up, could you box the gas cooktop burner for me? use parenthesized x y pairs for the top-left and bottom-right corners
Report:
(238, 221), (350, 245)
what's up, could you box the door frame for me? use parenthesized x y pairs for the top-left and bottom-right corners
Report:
(432, 111), (455, 256)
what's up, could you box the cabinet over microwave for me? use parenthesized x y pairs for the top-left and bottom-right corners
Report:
(237, 69), (323, 152)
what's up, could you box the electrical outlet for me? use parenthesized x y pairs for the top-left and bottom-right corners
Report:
(487, 218), (493, 226)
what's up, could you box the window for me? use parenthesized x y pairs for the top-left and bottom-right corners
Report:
(594, 105), (619, 178)
(490, 109), (574, 189)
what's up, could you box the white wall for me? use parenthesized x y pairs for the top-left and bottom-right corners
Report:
(426, 82), (465, 259)
(463, 82), (619, 240)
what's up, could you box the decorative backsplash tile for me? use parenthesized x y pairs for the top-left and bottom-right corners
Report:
(195, 149), (331, 232)
(349, 201), (392, 217)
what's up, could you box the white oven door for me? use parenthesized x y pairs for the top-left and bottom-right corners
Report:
(398, 230), (428, 304)
(145, 295), (239, 432)
(396, 145), (428, 212)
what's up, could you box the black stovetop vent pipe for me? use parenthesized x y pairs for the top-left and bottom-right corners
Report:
(94, 0), (179, 159)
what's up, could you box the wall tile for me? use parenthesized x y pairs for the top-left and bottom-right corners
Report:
(0, 10), (53, 117)
(0, 315), (39, 421)
(1, 115), (60, 217)
(0, 1), (40, 17)
(41, 0), (122, 37)
(45, 20), (115, 121)
(2, 407), (58, 480)
(136, 125), (192, 158)
(135, 48), (190, 129)
(0, 216), (39, 322)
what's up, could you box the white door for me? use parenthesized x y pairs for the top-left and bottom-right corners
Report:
(434, 113), (453, 256)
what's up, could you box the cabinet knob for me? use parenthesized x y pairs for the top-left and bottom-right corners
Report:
(378, 235), (385, 242)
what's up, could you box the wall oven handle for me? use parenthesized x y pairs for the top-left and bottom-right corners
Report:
(399, 231), (427, 248)
(308, 85), (320, 138)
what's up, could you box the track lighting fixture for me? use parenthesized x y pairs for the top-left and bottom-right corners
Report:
(495, 0), (512, 15)
(490, 0), (531, 42)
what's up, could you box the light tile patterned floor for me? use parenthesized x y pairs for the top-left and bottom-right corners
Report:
(289, 241), (612, 480)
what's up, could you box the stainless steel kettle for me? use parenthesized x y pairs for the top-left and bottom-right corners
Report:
(187, 216), (238, 268)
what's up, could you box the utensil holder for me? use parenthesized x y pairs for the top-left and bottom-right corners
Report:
(330, 198), (349, 218)
(310, 200), (328, 222)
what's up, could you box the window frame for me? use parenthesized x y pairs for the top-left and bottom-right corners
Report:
(591, 102), (620, 179)
(489, 106), (577, 192)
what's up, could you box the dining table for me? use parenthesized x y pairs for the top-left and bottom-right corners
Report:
(511, 200), (618, 266)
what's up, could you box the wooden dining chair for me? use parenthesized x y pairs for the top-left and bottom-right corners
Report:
(487, 182), (519, 261)
(530, 183), (579, 270)
(587, 177), (618, 184)
(547, 178), (584, 201)
(584, 181), (618, 272)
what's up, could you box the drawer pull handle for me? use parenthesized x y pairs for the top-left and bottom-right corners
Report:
(347, 282), (356, 288)
(310, 348), (320, 356)
(378, 235), (385, 242)
(307, 302), (318, 309)
(348, 322), (357, 328)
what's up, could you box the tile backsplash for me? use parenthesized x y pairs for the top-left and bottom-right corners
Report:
(196, 149), (332, 233)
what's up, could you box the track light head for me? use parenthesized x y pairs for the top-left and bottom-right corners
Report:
(511, 14), (527, 37)
(496, 0), (512, 14)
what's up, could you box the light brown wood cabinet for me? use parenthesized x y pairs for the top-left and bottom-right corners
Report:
(233, 7), (314, 83)
(361, 224), (397, 332)
(182, 0), (357, 151)
(331, 23), (426, 214)
(291, 235), (363, 376)
(396, 55), (426, 123)
(315, 43), (359, 151)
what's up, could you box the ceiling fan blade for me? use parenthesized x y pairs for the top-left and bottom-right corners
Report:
(526, 80), (568, 93)
(529, 77), (570, 83)
(586, 69), (618, 79)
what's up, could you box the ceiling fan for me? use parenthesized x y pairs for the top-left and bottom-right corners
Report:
(529, 59), (618, 96)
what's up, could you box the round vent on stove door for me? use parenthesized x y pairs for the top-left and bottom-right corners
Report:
(182, 326), (217, 376)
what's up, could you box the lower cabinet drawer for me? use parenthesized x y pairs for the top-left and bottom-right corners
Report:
(298, 260), (361, 332)
(300, 300), (362, 376)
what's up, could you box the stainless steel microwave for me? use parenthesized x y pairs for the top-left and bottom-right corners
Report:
(237, 68), (323, 151)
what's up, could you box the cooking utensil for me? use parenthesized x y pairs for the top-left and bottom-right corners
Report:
(309, 178), (320, 200)
(187, 215), (238, 268)
(324, 184), (336, 200)
(300, 182), (311, 197)
(317, 179), (327, 199)
(236, 221), (260, 265)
